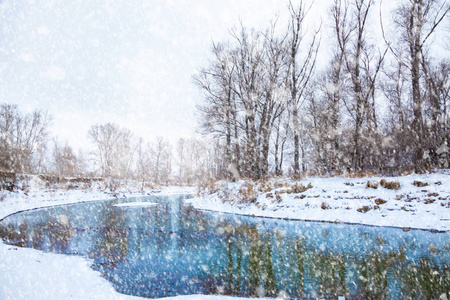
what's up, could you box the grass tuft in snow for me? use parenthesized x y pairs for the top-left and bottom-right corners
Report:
(375, 198), (387, 205)
(380, 179), (401, 190)
(287, 182), (312, 194)
(413, 180), (429, 187)
(357, 205), (372, 213)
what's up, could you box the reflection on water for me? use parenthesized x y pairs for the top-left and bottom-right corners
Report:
(0, 195), (449, 299)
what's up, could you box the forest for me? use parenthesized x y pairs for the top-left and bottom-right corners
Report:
(195, 0), (450, 180)
(1, 0), (449, 185)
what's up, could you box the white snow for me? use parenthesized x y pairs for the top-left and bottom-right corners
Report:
(189, 172), (450, 232)
(114, 202), (159, 207)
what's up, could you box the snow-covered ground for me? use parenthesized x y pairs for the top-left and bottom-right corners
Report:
(189, 172), (450, 232)
(0, 178), (239, 300)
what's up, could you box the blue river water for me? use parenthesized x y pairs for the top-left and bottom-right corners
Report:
(0, 194), (449, 299)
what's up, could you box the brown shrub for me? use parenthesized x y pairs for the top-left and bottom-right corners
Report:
(375, 198), (387, 205)
(321, 202), (329, 210)
(413, 180), (429, 187)
(424, 198), (435, 204)
(365, 181), (379, 189)
(357, 206), (372, 213)
(380, 179), (401, 190)
(273, 181), (287, 189)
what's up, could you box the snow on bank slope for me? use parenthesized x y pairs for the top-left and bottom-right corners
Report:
(0, 183), (239, 300)
(188, 172), (450, 232)
(0, 185), (149, 300)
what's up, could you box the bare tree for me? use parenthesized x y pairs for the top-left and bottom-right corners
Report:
(88, 123), (136, 181)
(335, 0), (388, 171)
(194, 42), (240, 180)
(286, 0), (320, 178)
(149, 136), (172, 186)
(385, 0), (449, 172)
(53, 140), (78, 176)
(0, 103), (51, 173)
(135, 137), (152, 190)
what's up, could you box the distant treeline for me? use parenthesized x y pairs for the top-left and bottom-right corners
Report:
(0, 103), (224, 186)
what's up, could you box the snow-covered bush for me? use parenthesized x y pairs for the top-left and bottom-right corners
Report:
(365, 181), (379, 189)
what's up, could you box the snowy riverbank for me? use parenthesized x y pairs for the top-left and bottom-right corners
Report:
(0, 184), (146, 299)
(1, 172), (449, 299)
(0, 181), (235, 300)
(189, 172), (450, 232)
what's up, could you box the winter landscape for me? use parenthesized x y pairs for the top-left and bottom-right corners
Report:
(0, 0), (449, 299)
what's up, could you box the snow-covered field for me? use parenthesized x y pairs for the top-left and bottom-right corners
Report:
(1, 172), (449, 299)
(189, 171), (450, 232)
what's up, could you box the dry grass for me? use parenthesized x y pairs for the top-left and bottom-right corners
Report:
(274, 191), (282, 203)
(258, 179), (273, 193)
(380, 179), (401, 190)
(238, 182), (258, 204)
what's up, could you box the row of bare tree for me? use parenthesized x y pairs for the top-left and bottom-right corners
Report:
(87, 123), (224, 186)
(0, 106), (224, 186)
(195, 0), (449, 180)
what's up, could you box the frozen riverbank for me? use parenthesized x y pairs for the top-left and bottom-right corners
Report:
(188, 172), (450, 232)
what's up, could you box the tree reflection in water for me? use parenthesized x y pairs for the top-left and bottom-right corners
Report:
(0, 196), (449, 299)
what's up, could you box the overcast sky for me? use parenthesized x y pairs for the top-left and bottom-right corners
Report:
(0, 0), (300, 149)
(0, 0), (440, 150)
